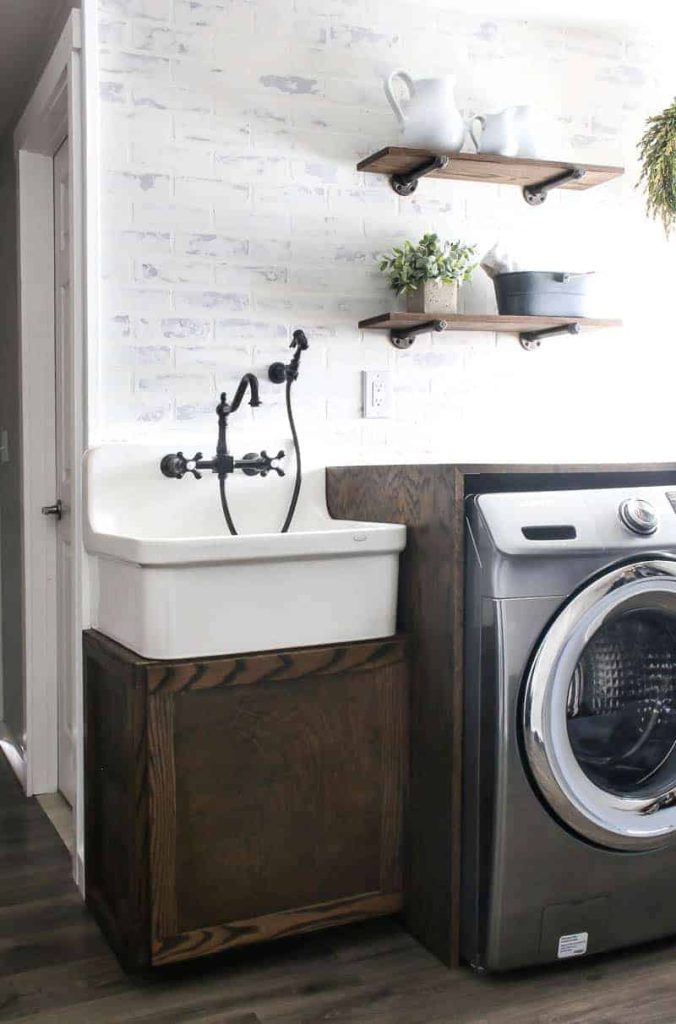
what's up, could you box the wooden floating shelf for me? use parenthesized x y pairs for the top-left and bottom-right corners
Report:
(359, 312), (623, 351)
(357, 147), (624, 194)
(359, 313), (622, 332)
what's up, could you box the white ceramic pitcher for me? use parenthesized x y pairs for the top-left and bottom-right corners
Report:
(384, 70), (465, 152)
(469, 105), (541, 158)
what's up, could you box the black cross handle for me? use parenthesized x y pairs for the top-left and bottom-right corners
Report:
(160, 451), (204, 479)
(236, 450), (286, 477)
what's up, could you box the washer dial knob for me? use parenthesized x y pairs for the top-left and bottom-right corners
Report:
(619, 498), (659, 536)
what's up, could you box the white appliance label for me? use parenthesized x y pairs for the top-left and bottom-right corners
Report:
(557, 932), (588, 959)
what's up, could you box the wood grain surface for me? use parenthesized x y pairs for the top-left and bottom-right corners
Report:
(170, 658), (407, 935)
(357, 146), (624, 189)
(148, 695), (178, 943)
(152, 891), (403, 966)
(358, 311), (623, 334)
(84, 631), (409, 968)
(144, 635), (405, 694)
(84, 644), (151, 970)
(327, 465), (465, 967)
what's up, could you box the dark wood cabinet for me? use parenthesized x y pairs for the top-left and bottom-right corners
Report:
(84, 630), (408, 969)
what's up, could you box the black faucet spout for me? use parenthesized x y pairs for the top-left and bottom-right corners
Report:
(215, 374), (261, 457)
(230, 373), (261, 413)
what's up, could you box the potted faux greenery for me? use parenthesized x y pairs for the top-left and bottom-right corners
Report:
(638, 97), (676, 236)
(379, 232), (478, 315)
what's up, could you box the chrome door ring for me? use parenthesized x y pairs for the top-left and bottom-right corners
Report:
(523, 558), (676, 851)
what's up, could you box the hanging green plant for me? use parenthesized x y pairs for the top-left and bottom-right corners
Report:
(638, 97), (676, 236)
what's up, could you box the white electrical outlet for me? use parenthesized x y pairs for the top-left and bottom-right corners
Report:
(362, 370), (391, 419)
(0, 429), (8, 464)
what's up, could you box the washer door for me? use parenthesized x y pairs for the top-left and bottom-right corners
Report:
(523, 558), (676, 850)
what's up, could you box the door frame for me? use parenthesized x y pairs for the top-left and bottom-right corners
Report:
(15, 7), (96, 888)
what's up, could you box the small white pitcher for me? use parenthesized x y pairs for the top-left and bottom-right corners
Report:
(512, 105), (540, 158)
(384, 70), (465, 152)
(469, 105), (542, 158)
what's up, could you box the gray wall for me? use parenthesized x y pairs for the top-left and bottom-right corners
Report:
(0, 0), (80, 747)
(0, 134), (23, 743)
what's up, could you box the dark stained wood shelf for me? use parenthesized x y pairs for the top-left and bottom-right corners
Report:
(360, 312), (622, 333)
(359, 312), (623, 349)
(357, 146), (624, 191)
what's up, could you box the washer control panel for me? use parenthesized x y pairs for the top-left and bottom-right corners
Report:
(475, 484), (676, 556)
(618, 497), (659, 536)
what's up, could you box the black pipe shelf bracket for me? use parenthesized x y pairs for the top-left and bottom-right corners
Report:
(523, 166), (586, 205)
(390, 154), (450, 196)
(390, 319), (448, 349)
(519, 321), (581, 351)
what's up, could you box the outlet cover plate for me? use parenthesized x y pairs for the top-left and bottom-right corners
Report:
(362, 370), (391, 419)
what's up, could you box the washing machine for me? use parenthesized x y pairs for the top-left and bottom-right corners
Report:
(462, 484), (676, 971)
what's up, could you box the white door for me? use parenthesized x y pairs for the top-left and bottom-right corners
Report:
(53, 138), (76, 806)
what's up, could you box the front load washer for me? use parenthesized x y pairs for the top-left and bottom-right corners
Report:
(463, 484), (676, 971)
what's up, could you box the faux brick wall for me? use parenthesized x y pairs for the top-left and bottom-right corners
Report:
(96, 0), (675, 465)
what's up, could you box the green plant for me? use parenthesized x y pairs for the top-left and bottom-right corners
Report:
(638, 97), (676, 236)
(378, 232), (478, 295)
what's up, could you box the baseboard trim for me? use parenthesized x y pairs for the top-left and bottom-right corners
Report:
(0, 722), (27, 791)
(75, 850), (85, 896)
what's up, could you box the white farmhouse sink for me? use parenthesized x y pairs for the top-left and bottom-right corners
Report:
(84, 444), (406, 660)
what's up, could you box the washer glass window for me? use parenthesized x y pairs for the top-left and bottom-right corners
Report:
(567, 609), (676, 797)
(522, 560), (676, 850)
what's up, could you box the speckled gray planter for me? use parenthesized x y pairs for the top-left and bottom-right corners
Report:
(406, 280), (459, 315)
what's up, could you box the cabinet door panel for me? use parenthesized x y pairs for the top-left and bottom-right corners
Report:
(174, 672), (389, 928)
(147, 639), (408, 963)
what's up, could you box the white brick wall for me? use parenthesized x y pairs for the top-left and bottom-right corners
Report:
(97, 1), (676, 464)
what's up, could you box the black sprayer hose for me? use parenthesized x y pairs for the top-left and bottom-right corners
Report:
(218, 373), (302, 536)
(219, 475), (239, 536)
(281, 375), (302, 534)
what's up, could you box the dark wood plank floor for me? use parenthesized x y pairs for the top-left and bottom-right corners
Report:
(3, 755), (676, 1023)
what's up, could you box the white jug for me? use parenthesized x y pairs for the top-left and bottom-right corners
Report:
(511, 105), (539, 158)
(384, 70), (465, 152)
(469, 108), (520, 157)
(470, 105), (544, 159)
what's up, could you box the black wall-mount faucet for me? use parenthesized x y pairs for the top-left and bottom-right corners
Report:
(160, 372), (285, 483)
(159, 329), (310, 537)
